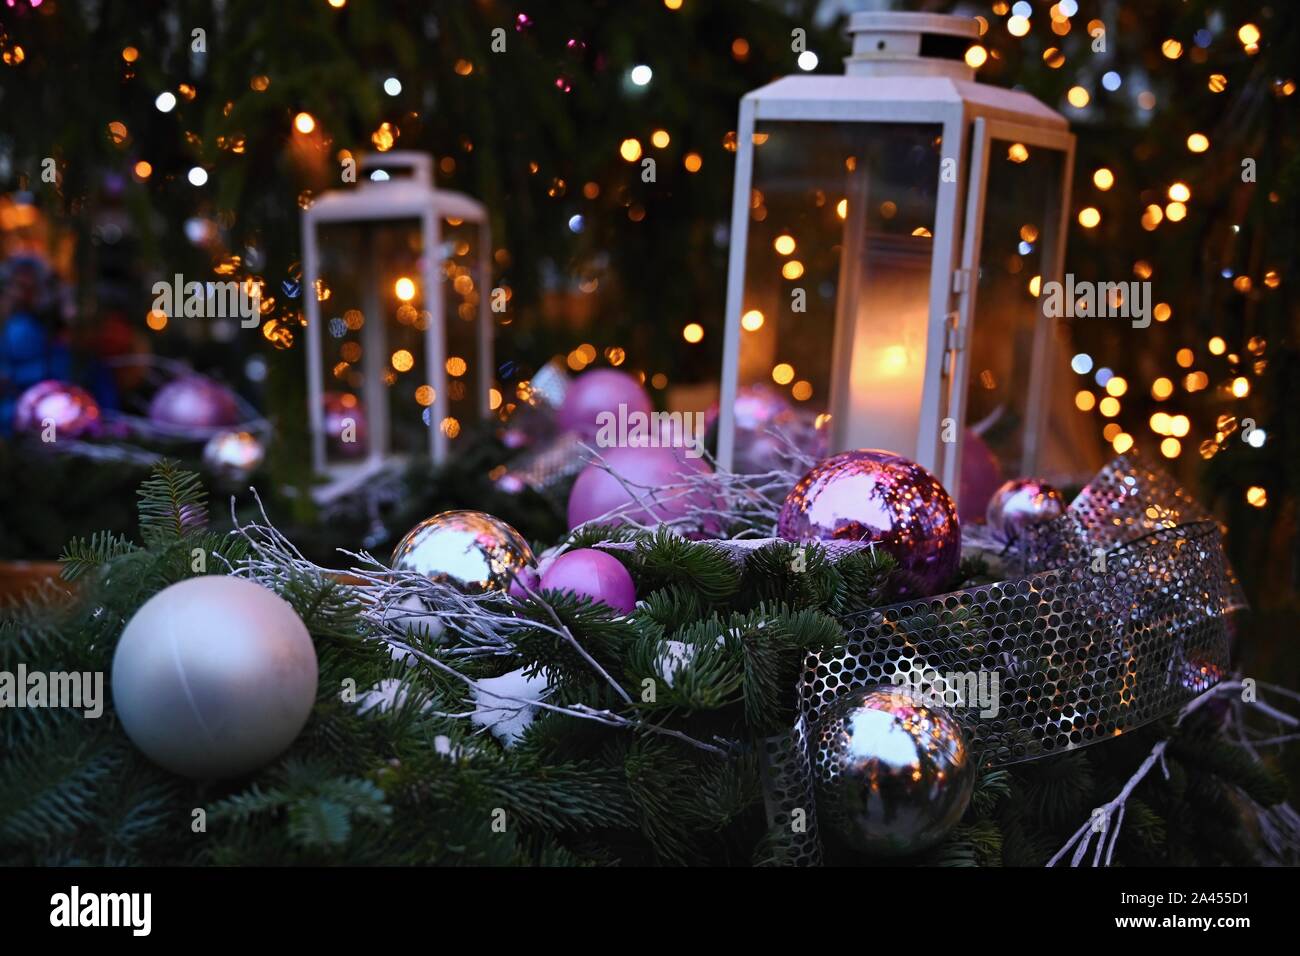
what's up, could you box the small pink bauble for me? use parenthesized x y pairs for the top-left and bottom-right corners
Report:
(567, 445), (717, 532)
(778, 449), (961, 598)
(958, 428), (1003, 524)
(148, 376), (240, 429)
(540, 548), (636, 614)
(13, 379), (100, 438)
(559, 369), (652, 439)
(323, 391), (367, 458)
(507, 565), (541, 601)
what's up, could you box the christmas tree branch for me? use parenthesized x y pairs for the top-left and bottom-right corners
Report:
(1048, 680), (1296, 867)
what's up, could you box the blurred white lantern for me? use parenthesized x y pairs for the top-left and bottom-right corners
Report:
(302, 152), (492, 499)
(718, 12), (1075, 501)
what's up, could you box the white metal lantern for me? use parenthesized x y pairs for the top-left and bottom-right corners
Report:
(718, 12), (1075, 501)
(302, 152), (492, 499)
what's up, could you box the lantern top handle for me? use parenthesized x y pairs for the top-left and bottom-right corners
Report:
(845, 11), (980, 80)
(359, 151), (433, 186)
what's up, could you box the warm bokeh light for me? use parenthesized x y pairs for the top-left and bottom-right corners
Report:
(1152, 377), (1174, 400)
(394, 277), (416, 301)
(682, 322), (704, 343)
(1078, 207), (1101, 228)
(1176, 348), (1195, 368)
(741, 309), (764, 332)
(619, 138), (642, 162)
(774, 234), (796, 255)
(1160, 437), (1182, 458)
(1208, 336), (1226, 355)
(133, 160), (152, 180)
(683, 152), (702, 173)
(1168, 182), (1190, 202)
(781, 260), (804, 280)
(1112, 432), (1134, 454)
(1246, 485), (1267, 508)
(1075, 390), (1096, 411)
(772, 363), (795, 385)
(1231, 376), (1250, 398)
(294, 111), (316, 134)
(1099, 396), (1120, 417)
(1093, 168), (1114, 190)
(651, 129), (670, 148)
(1186, 132), (1209, 152)
(965, 45), (988, 68)
(791, 380), (813, 401)
(1067, 86), (1090, 108)
(1105, 376), (1127, 397)
(391, 349), (414, 372)
(1165, 201), (1187, 222)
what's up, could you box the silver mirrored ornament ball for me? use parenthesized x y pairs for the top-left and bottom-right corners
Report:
(202, 429), (266, 484)
(812, 684), (975, 857)
(390, 510), (536, 594)
(985, 478), (1066, 545)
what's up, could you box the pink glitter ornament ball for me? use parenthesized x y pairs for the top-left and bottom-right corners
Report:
(778, 449), (961, 598)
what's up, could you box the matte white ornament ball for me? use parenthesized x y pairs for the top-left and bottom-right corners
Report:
(112, 576), (319, 779)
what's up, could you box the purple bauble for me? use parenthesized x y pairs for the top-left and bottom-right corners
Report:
(540, 548), (637, 614)
(559, 369), (653, 439)
(13, 379), (100, 438)
(985, 478), (1066, 545)
(567, 445), (718, 532)
(706, 384), (829, 476)
(507, 564), (541, 601)
(149, 376), (240, 429)
(323, 391), (367, 458)
(959, 429), (1003, 524)
(777, 449), (961, 598)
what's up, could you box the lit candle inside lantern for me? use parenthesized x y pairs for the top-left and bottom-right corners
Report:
(830, 232), (932, 459)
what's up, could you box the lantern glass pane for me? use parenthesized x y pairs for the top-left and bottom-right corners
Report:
(315, 218), (427, 465)
(964, 140), (1065, 473)
(737, 121), (942, 467)
(440, 216), (484, 443)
